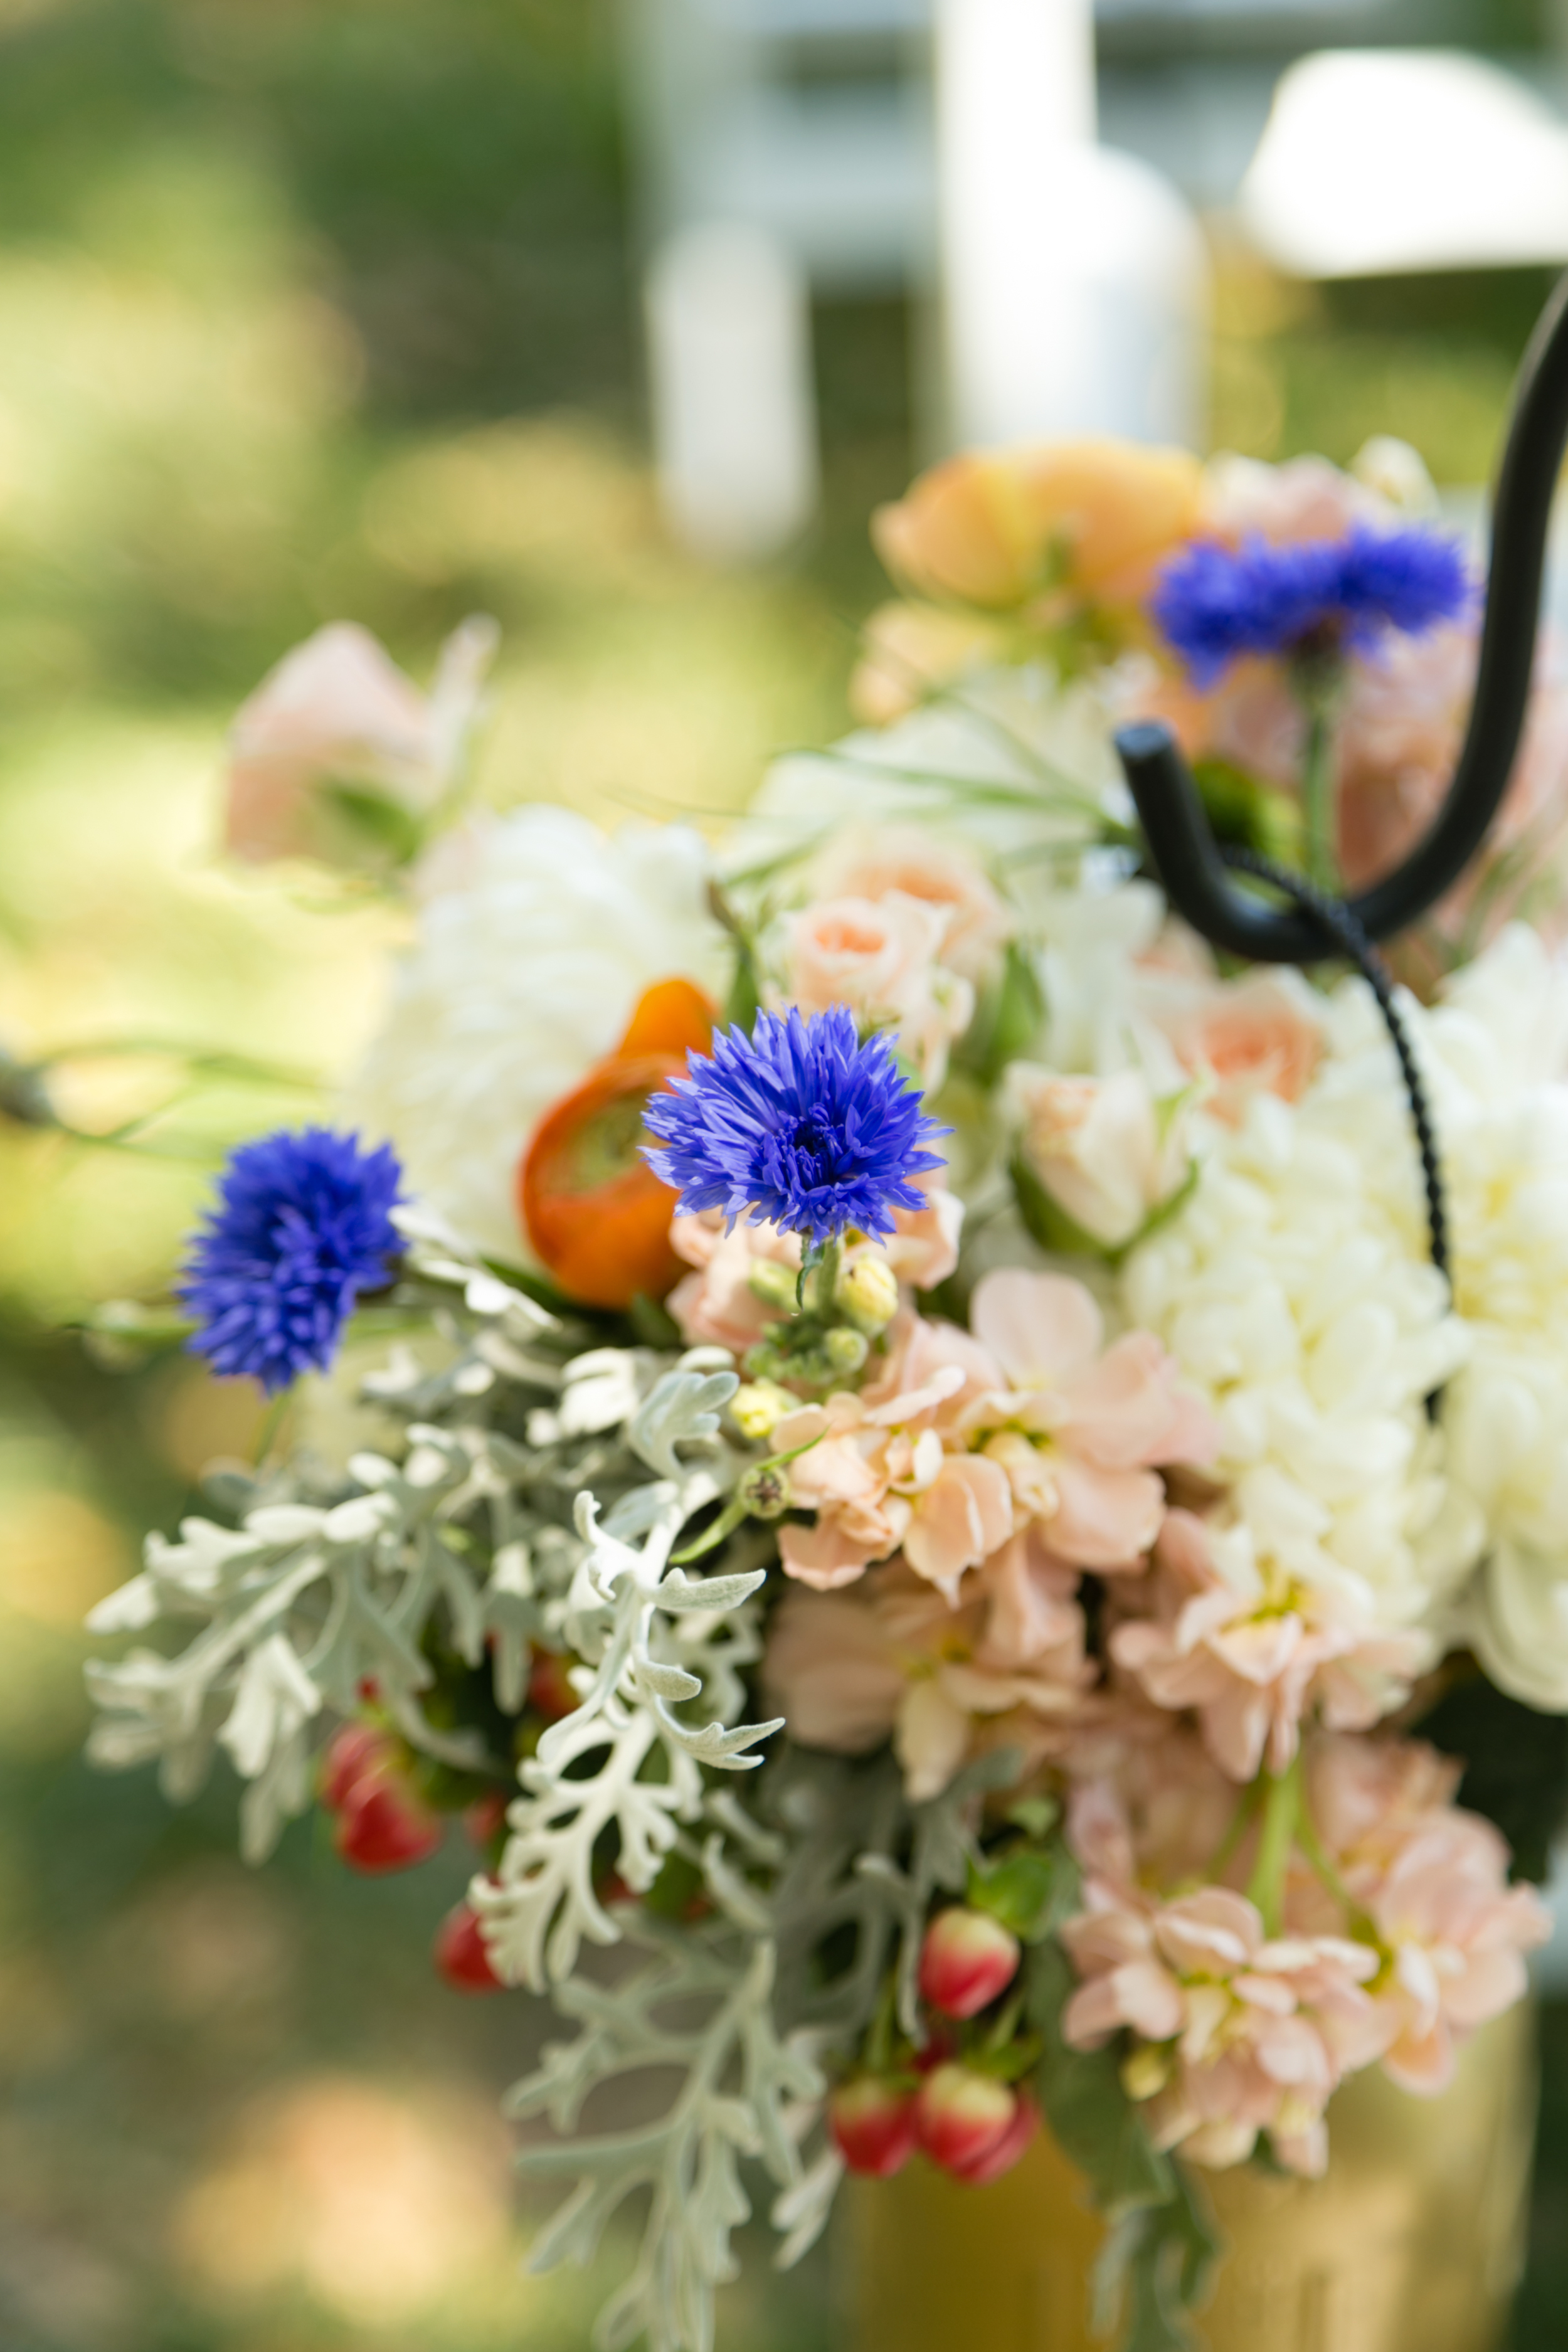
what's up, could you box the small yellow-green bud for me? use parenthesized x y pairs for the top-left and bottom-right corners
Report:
(747, 1259), (800, 1314)
(1120, 2044), (1172, 2103)
(835, 1252), (899, 1335)
(823, 1327), (869, 1377)
(731, 1380), (797, 1441)
(739, 1461), (790, 1520)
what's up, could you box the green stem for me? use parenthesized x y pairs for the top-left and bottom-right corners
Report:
(1293, 659), (1345, 893)
(800, 1232), (842, 1316)
(1244, 1756), (1301, 1937)
(1207, 1776), (1264, 1883)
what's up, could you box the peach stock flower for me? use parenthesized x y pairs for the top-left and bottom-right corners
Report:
(1059, 1783), (1385, 2176)
(1305, 1734), (1550, 2094)
(761, 1540), (1095, 1800)
(773, 1274), (1215, 1599)
(1111, 1508), (1428, 1782)
(225, 616), (497, 867)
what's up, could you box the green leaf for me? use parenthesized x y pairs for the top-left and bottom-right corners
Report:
(1028, 1940), (1173, 2217)
(1095, 2171), (1222, 2352)
(968, 1846), (1059, 1940)
(956, 937), (1046, 1086)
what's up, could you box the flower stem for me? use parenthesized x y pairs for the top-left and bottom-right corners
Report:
(800, 1233), (842, 1316)
(1244, 1755), (1301, 1937)
(1291, 655), (1345, 893)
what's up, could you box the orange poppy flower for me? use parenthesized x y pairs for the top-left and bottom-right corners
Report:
(518, 978), (714, 1310)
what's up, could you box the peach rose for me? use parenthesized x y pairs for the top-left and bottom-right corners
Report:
(872, 441), (1202, 618)
(1153, 972), (1324, 1125)
(781, 892), (974, 1089)
(225, 616), (497, 868)
(810, 825), (1014, 982)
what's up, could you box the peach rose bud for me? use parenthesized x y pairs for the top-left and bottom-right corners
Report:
(1010, 1066), (1191, 1251)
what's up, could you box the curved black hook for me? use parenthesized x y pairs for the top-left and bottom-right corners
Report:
(1116, 267), (1568, 963)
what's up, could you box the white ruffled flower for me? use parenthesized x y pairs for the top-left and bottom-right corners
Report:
(1357, 926), (1568, 1703)
(349, 808), (725, 1261)
(1121, 1084), (1478, 1634)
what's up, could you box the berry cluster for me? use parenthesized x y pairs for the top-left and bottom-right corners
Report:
(828, 1894), (1042, 2187)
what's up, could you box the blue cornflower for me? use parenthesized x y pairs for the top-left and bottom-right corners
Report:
(179, 1127), (403, 1393)
(1152, 524), (1471, 685)
(642, 1004), (947, 1245)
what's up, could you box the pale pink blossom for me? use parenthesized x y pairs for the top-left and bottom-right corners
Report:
(1008, 1067), (1193, 1249)
(224, 616), (497, 867)
(1359, 1811), (1550, 2091)
(1111, 1510), (1428, 1783)
(761, 1542), (1095, 1800)
(1200, 452), (1389, 549)
(809, 824), (1015, 982)
(666, 1212), (801, 1355)
(961, 1270), (1219, 1568)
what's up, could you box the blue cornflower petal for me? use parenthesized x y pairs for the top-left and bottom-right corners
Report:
(1152, 524), (1471, 685)
(641, 1004), (948, 1245)
(179, 1126), (403, 1393)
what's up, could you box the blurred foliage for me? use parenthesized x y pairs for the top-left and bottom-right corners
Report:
(0, 1), (1562, 2346)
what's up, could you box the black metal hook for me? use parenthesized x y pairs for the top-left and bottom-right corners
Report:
(1116, 267), (1568, 963)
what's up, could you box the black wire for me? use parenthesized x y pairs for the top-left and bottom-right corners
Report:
(1220, 847), (1450, 1288)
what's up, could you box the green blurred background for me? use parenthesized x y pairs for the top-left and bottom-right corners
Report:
(1, 2), (1566, 2345)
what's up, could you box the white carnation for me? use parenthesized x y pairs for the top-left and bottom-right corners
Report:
(349, 807), (725, 1261)
(1121, 1086), (1478, 1634)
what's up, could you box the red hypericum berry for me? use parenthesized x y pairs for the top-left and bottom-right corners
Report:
(528, 1649), (580, 1722)
(827, 2077), (919, 2178)
(319, 1721), (391, 1813)
(433, 1900), (504, 1993)
(914, 2064), (1017, 2175)
(333, 1766), (443, 1873)
(947, 2090), (1040, 2185)
(918, 1907), (1022, 2020)
(464, 1789), (510, 1848)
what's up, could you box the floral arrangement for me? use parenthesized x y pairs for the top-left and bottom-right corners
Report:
(80, 430), (1568, 2352)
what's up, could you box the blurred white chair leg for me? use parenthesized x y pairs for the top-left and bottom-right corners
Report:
(645, 223), (820, 564)
(935, 0), (1210, 451)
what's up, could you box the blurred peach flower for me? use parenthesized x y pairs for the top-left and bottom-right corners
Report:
(872, 440), (1202, 618)
(225, 617), (497, 867)
(850, 601), (1010, 724)
(1060, 1784), (1384, 2176)
(761, 1540), (1094, 1800)
(1111, 1509), (1428, 1783)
